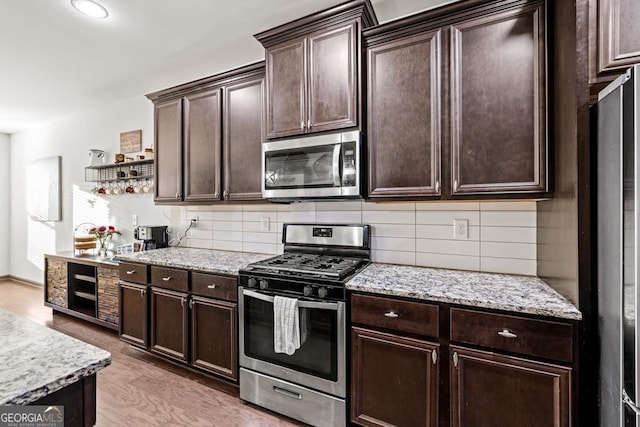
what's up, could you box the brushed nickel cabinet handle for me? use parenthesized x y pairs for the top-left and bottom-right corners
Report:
(498, 329), (517, 339)
(139, 289), (144, 297)
(301, 120), (305, 131)
(207, 284), (217, 289)
(384, 311), (399, 318)
(126, 270), (136, 275)
(189, 299), (194, 309)
(435, 181), (440, 193)
(223, 191), (229, 198)
(307, 119), (311, 130)
(162, 276), (172, 282)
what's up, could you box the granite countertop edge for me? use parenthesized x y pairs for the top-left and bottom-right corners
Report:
(4, 358), (112, 405)
(78, 247), (580, 321)
(346, 263), (582, 321)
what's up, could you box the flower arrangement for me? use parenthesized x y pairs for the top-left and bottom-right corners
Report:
(90, 225), (121, 255)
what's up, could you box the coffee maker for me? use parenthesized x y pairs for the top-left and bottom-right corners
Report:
(134, 225), (168, 250)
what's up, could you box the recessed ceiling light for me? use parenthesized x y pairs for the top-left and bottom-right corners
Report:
(70, 0), (109, 19)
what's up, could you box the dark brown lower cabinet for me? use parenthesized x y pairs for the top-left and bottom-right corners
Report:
(119, 282), (148, 347)
(190, 296), (237, 381)
(450, 345), (571, 427)
(351, 327), (439, 427)
(150, 287), (189, 362)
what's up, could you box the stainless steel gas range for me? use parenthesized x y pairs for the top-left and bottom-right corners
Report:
(238, 223), (370, 427)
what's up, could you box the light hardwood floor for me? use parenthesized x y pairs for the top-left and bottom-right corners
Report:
(0, 279), (302, 427)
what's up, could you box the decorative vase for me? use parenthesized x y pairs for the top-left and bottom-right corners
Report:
(97, 238), (108, 257)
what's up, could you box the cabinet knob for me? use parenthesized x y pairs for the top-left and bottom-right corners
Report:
(162, 276), (172, 282)
(497, 329), (517, 339)
(214, 192), (219, 198)
(176, 192), (181, 200)
(207, 284), (217, 289)
(223, 191), (229, 199)
(384, 311), (399, 318)
(126, 270), (136, 275)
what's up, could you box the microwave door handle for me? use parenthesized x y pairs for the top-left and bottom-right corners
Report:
(242, 289), (338, 311)
(333, 143), (341, 187)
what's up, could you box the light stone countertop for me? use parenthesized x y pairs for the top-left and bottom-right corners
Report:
(117, 247), (273, 275)
(346, 263), (582, 320)
(0, 308), (111, 405)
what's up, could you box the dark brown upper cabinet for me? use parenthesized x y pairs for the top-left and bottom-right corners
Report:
(255, 0), (378, 139)
(146, 62), (265, 205)
(592, 0), (640, 81)
(183, 89), (222, 202)
(450, 2), (546, 195)
(367, 29), (442, 199)
(363, 0), (547, 200)
(223, 74), (265, 201)
(153, 98), (183, 203)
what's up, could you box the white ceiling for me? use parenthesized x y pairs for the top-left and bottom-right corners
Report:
(0, 0), (453, 134)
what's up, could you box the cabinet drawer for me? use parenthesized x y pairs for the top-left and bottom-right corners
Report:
(450, 308), (573, 363)
(191, 272), (237, 302)
(150, 266), (189, 292)
(351, 294), (439, 338)
(119, 262), (149, 284)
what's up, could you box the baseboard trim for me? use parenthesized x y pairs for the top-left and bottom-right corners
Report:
(0, 275), (44, 287)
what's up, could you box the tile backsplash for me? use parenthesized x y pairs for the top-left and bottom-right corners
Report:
(172, 201), (537, 276)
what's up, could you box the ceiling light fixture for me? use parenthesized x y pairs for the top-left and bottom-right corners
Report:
(70, 0), (109, 19)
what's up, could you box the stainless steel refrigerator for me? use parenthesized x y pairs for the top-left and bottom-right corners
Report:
(598, 64), (640, 426)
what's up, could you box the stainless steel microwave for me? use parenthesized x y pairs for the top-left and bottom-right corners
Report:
(262, 131), (361, 200)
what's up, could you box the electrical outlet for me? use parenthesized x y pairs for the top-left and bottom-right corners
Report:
(131, 214), (138, 226)
(453, 219), (469, 240)
(261, 217), (270, 232)
(191, 217), (198, 228)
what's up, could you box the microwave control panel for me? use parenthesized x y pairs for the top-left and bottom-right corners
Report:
(342, 141), (357, 187)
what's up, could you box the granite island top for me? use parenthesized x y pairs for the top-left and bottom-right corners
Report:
(347, 263), (582, 321)
(117, 247), (273, 275)
(0, 308), (111, 405)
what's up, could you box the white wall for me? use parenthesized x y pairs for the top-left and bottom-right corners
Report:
(8, 96), (539, 283)
(176, 200), (538, 276)
(9, 96), (175, 284)
(0, 133), (9, 276)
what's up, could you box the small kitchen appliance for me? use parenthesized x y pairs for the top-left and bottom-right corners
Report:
(238, 223), (370, 427)
(133, 225), (168, 250)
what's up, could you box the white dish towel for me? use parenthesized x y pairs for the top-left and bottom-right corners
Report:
(273, 296), (301, 355)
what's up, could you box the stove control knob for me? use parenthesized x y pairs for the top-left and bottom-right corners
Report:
(303, 285), (313, 297)
(247, 277), (257, 288)
(318, 287), (328, 299)
(259, 279), (269, 290)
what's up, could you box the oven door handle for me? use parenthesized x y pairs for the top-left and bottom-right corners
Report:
(242, 289), (339, 311)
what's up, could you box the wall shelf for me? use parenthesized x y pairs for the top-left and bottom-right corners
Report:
(85, 159), (154, 183)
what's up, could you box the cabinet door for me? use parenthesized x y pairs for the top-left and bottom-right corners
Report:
(266, 37), (306, 138)
(598, 0), (640, 75)
(351, 327), (438, 427)
(154, 98), (183, 203)
(223, 76), (265, 201)
(190, 297), (237, 381)
(308, 22), (357, 133)
(183, 88), (222, 202)
(450, 3), (546, 195)
(367, 30), (442, 198)
(150, 287), (189, 362)
(119, 282), (148, 348)
(451, 346), (571, 427)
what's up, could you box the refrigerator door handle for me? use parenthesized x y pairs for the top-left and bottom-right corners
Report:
(623, 390), (640, 416)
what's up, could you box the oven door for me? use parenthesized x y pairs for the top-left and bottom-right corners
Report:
(238, 287), (346, 398)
